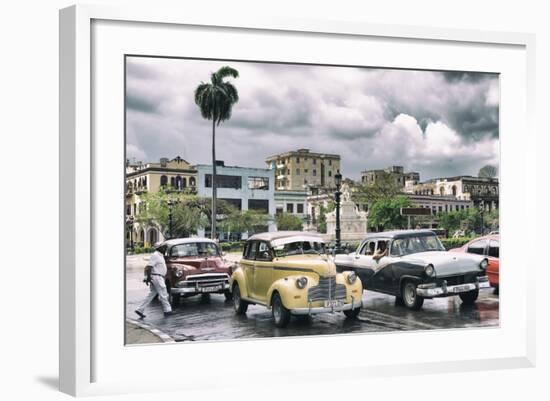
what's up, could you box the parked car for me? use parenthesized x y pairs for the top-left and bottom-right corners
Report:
(450, 234), (499, 293)
(334, 229), (491, 310)
(230, 231), (363, 327)
(159, 238), (234, 306)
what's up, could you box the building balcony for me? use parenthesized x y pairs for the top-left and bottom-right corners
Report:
(276, 163), (285, 169)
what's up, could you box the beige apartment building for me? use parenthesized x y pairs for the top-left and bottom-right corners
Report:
(125, 156), (197, 246)
(265, 148), (341, 192)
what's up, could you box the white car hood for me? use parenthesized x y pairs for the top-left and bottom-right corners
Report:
(403, 251), (485, 277)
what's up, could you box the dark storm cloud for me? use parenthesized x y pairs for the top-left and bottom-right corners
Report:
(126, 94), (158, 114)
(125, 57), (499, 181)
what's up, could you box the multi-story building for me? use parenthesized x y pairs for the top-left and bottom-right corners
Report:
(406, 176), (499, 211)
(274, 190), (309, 222)
(361, 165), (420, 187)
(125, 156), (197, 246)
(265, 148), (341, 192)
(196, 162), (276, 238)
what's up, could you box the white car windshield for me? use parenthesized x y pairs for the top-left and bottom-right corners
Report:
(391, 235), (445, 256)
(273, 241), (326, 257)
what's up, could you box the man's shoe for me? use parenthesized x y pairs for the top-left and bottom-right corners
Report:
(135, 310), (146, 319)
(164, 311), (174, 317)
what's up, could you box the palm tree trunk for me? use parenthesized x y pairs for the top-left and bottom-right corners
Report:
(211, 118), (217, 240)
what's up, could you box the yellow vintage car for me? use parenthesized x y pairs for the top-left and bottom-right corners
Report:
(230, 231), (363, 327)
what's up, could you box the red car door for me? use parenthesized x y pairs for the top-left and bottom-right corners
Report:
(486, 239), (500, 288)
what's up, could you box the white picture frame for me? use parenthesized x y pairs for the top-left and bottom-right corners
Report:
(59, 4), (536, 397)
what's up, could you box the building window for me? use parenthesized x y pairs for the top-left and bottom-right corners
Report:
(452, 185), (457, 196)
(304, 169), (308, 173)
(190, 177), (196, 186)
(182, 177), (187, 188)
(276, 207), (283, 215)
(160, 175), (168, 186)
(297, 204), (304, 213)
(248, 199), (269, 214)
(170, 177), (175, 187)
(296, 157), (300, 163)
(126, 204), (131, 215)
(313, 159), (317, 165)
(438, 206), (442, 212)
(205, 174), (242, 189)
(287, 203), (294, 213)
(456, 205), (459, 211)
(328, 170), (332, 177)
(329, 160), (332, 166)
(248, 176), (269, 190)
(175, 176), (182, 189)
(221, 198), (242, 210)
(461, 205), (465, 210)
(312, 169), (317, 176)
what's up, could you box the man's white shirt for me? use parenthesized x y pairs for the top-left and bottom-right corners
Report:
(148, 250), (167, 276)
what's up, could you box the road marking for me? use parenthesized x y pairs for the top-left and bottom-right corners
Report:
(127, 318), (176, 343)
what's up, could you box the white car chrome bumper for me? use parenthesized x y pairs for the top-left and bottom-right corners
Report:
(416, 276), (491, 297)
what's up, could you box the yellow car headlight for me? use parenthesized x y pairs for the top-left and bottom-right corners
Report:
(296, 276), (308, 289)
(347, 271), (357, 284)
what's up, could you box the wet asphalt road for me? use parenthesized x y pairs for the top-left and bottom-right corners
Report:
(125, 254), (499, 343)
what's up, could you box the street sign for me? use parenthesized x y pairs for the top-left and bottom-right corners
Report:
(400, 207), (432, 216)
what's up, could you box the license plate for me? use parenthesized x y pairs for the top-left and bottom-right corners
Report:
(199, 285), (222, 293)
(324, 300), (344, 308)
(453, 284), (473, 293)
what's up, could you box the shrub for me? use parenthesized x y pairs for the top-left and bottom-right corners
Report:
(440, 237), (473, 250)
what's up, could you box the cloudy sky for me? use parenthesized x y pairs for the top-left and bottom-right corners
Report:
(126, 56), (499, 181)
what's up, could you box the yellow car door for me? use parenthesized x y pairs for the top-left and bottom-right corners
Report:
(241, 240), (258, 300)
(253, 241), (273, 304)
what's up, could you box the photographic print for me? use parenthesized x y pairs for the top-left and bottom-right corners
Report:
(124, 56), (500, 345)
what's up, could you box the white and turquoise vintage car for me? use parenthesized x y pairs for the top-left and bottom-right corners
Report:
(335, 230), (491, 309)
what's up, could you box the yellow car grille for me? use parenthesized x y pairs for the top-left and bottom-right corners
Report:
(308, 276), (346, 301)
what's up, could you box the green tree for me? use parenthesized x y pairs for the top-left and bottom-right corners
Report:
(368, 196), (412, 231)
(485, 208), (499, 231)
(353, 172), (402, 205)
(194, 66), (239, 239)
(222, 209), (269, 236)
(478, 164), (498, 178)
(275, 213), (303, 231)
(317, 201), (335, 234)
(135, 189), (208, 238)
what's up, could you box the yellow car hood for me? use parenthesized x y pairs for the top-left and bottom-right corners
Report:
(271, 254), (336, 276)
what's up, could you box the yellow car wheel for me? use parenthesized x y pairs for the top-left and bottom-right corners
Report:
(271, 292), (290, 328)
(232, 283), (248, 315)
(344, 307), (360, 319)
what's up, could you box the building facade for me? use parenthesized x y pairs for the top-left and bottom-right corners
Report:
(406, 176), (499, 211)
(125, 156), (197, 247)
(274, 190), (309, 222)
(361, 165), (420, 187)
(265, 148), (341, 192)
(196, 162), (276, 238)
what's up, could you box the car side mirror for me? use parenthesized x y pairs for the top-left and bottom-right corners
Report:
(221, 251), (227, 257)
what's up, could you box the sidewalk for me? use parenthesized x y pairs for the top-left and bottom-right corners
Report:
(125, 320), (174, 345)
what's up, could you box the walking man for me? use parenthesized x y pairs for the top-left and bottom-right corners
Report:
(135, 243), (173, 318)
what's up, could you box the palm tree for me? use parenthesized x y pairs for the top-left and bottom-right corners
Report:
(194, 66), (239, 239)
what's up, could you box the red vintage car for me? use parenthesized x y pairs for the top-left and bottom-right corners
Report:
(450, 234), (499, 292)
(159, 238), (234, 306)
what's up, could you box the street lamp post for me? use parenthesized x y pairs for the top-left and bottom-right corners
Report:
(334, 173), (342, 253)
(479, 201), (485, 235)
(167, 199), (175, 240)
(126, 215), (134, 251)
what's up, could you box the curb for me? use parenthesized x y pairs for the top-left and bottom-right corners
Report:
(126, 318), (176, 343)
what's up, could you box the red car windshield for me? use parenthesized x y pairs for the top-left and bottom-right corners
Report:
(169, 242), (220, 258)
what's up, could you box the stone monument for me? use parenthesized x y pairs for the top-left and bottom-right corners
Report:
(325, 185), (368, 242)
